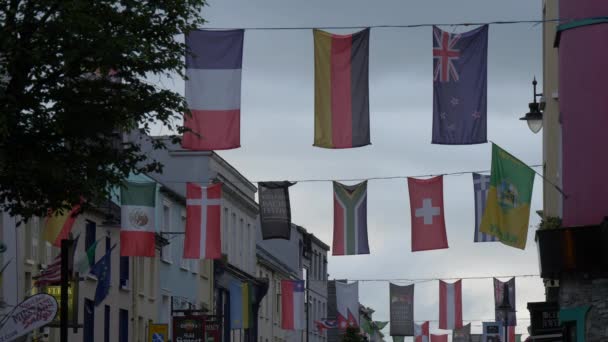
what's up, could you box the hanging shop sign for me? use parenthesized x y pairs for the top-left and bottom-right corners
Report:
(173, 316), (204, 342)
(204, 316), (221, 342)
(0, 294), (58, 342)
(44, 283), (77, 326)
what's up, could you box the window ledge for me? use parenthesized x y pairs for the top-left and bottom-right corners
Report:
(24, 259), (35, 266)
(161, 258), (173, 265)
(86, 274), (98, 282)
(138, 292), (145, 298)
(120, 285), (131, 292)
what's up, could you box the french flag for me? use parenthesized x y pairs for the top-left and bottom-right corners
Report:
(439, 280), (463, 330)
(183, 29), (243, 151)
(281, 280), (305, 330)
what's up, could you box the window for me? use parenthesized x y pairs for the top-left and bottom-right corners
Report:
(104, 305), (110, 342)
(239, 218), (244, 268)
(222, 208), (229, 256)
(276, 280), (281, 315)
(247, 223), (252, 270)
(120, 256), (129, 289)
(45, 242), (53, 265)
(161, 203), (172, 263)
(230, 213), (236, 264)
(180, 213), (189, 271)
(138, 316), (144, 342)
(30, 218), (39, 262)
(119, 309), (129, 342)
(137, 257), (145, 294)
(85, 221), (97, 267)
(148, 258), (156, 297)
(25, 218), (38, 261)
(200, 259), (211, 278)
(83, 298), (95, 342)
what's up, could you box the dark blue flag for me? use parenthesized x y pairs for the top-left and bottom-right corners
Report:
(91, 244), (116, 306)
(432, 25), (488, 144)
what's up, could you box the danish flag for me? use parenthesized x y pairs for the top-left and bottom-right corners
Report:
(184, 182), (222, 259)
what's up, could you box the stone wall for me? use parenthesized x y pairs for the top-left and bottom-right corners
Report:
(559, 274), (608, 340)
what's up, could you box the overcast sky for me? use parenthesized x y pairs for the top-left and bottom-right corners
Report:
(157, 0), (546, 338)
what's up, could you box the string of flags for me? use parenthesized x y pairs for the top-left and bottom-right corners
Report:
(113, 143), (537, 257)
(43, 143), (539, 257)
(182, 25), (492, 150)
(319, 278), (519, 340)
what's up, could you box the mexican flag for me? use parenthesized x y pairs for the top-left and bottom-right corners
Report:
(480, 143), (535, 249)
(76, 239), (99, 275)
(120, 181), (156, 257)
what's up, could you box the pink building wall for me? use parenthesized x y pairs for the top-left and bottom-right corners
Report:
(560, 1), (608, 227)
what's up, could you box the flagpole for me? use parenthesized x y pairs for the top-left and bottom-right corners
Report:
(60, 237), (73, 342)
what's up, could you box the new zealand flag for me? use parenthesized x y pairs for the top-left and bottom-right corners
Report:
(432, 25), (488, 145)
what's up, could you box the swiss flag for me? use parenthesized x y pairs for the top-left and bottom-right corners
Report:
(184, 182), (222, 259)
(408, 176), (448, 252)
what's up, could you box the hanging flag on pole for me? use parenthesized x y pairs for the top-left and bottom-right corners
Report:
(432, 25), (488, 145)
(43, 204), (81, 247)
(473, 173), (498, 242)
(91, 244), (116, 306)
(259, 181), (296, 240)
(409, 176), (449, 252)
(335, 281), (359, 328)
(414, 321), (429, 342)
(494, 278), (517, 326)
(332, 181), (370, 256)
(389, 283), (414, 336)
(184, 182), (222, 259)
(315, 319), (338, 333)
(182, 29), (244, 150)
(229, 281), (252, 329)
(439, 280), (463, 330)
(313, 28), (371, 149)
(480, 143), (535, 249)
(76, 238), (100, 275)
(120, 181), (156, 257)
(431, 335), (448, 342)
(281, 280), (305, 330)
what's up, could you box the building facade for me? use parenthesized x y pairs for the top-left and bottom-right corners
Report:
(300, 227), (329, 342)
(138, 135), (262, 342)
(538, 0), (608, 340)
(255, 224), (329, 342)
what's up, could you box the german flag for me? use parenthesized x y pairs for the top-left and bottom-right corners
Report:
(314, 28), (370, 149)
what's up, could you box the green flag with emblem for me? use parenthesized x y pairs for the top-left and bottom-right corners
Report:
(480, 143), (535, 249)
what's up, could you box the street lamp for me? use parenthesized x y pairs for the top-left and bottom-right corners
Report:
(520, 77), (544, 134)
(497, 282), (515, 342)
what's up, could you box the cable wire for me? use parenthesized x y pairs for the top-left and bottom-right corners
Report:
(151, 164), (542, 184)
(200, 18), (568, 31)
(314, 274), (539, 283)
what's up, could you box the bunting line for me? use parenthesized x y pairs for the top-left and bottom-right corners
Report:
(199, 17), (569, 31)
(150, 164), (542, 184)
(308, 273), (539, 282)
